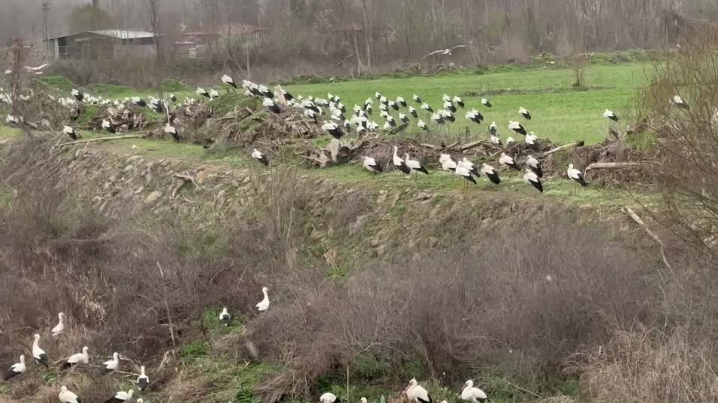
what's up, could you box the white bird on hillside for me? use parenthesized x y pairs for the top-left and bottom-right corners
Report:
(440, 154), (458, 172)
(460, 379), (488, 402)
(102, 119), (115, 134)
(418, 120), (429, 132)
(455, 166), (477, 185)
(322, 121), (345, 139)
(3, 355), (25, 380)
(526, 155), (543, 178)
(252, 149), (269, 167)
(405, 154), (428, 175)
(567, 164), (588, 186)
(405, 378), (433, 403)
(490, 133), (502, 146)
(458, 158), (479, 177)
(71, 89), (84, 102)
(519, 106), (531, 120)
(51, 312), (66, 337)
(523, 169), (543, 193)
(500, 153), (520, 171)
(452, 96), (465, 108)
(164, 123), (180, 141)
(396, 96), (407, 107)
(320, 392), (340, 403)
(431, 113), (444, 125)
(256, 287), (270, 312)
(489, 121), (497, 135)
(442, 94), (451, 103)
(506, 137), (515, 145)
(196, 87), (210, 98)
(263, 98), (281, 114)
(61, 346), (89, 369)
(443, 101), (456, 113)
(258, 85), (273, 98)
(105, 388), (133, 403)
(466, 109), (483, 124)
(103, 352), (119, 374)
(481, 163), (501, 185)
(508, 121), (527, 136)
(672, 95), (689, 109)
(137, 365), (150, 391)
(603, 109), (618, 121)
(362, 156), (383, 174)
(413, 94), (422, 104)
(221, 74), (237, 88)
(59, 386), (81, 403)
(525, 132), (537, 145)
(63, 126), (78, 140)
(209, 89), (220, 99)
(409, 106), (418, 118)
(421, 103), (434, 113)
(32, 334), (49, 368)
(481, 98), (492, 108)
(393, 146), (411, 175)
(399, 113), (409, 124)
(219, 307), (231, 327)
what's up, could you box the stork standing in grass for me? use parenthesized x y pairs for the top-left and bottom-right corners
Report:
(526, 155), (543, 178)
(104, 388), (133, 403)
(458, 158), (479, 177)
(51, 312), (66, 337)
(196, 87), (210, 99)
(461, 380), (489, 403)
(59, 386), (81, 403)
(71, 89), (84, 102)
(102, 119), (115, 134)
(482, 98), (492, 108)
(362, 156), (383, 174)
(3, 355), (25, 381)
(323, 121), (345, 139)
(61, 346), (89, 370)
(500, 153), (521, 171)
(405, 378), (433, 403)
(567, 164), (588, 187)
(509, 121), (527, 136)
(320, 392), (341, 403)
(221, 74), (237, 89)
(455, 165), (477, 188)
(413, 94), (422, 104)
(393, 146), (412, 175)
(523, 169), (543, 193)
(102, 353), (119, 375)
(405, 153), (429, 176)
(672, 95), (689, 109)
(252, 149), (269, 167)
(525, 132), (538, 147)
(137, 366), (150, 391)
(603, 109), (618, 122)
(418, 120), (429, 132)
(519, 107), (532, 120)
(256, 287), (270, 312)
(63, 126), (78, 140)
(440, 154), (458, 172)
(32, 334), (49, 368)
(263, 98), (281, 114)
(219, 307), (231, 327)
(164, 123), (180, 142)
(481, 163), (501, 185)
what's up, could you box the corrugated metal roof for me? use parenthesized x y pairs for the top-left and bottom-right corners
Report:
(46, 30), (156, 41)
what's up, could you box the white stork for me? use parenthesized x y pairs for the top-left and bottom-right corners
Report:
(500, 153), (521, 171)
(523, 169), (543, 193)
(196, 87), (210, 98)
(102, 352), (119, 374)
(59, 386), (81, 403)
(320, 392), (341, 403)
(61, 346), (89, 370)
(413, 94), (422, 104)
(452, 96), (465, 108)
(405, 153), (428, 175)
(32, 334), (49, 368)
(71, 89), (84, 102)
(490, 133), (502, 147)
(399, 113), (409, 124)
(458, 158), (479, 177)
(418, 120), (429, 132)
(409, 106), (418, 118)
(508, 121), (527, 136)
(506, 137), (515, 146)
(209, 89), (220, 100)
(431, 113), (444, 125)
(102, 119), (115, 134)
(362, 156), (383, 174)
(221, 74), (237, 88)
(405, 378), (432, 403)
(393, 146), (412, 175)
(396, 96), (407, 107)
(63, 126), (78, 140)
(672, 95), (689, 109)
(105, 388), (133, 403)
(481, 98), (492, 108)
(489, 121), (497, 136)
(526, 155), (543, 178)
(481, 163), (501, 185)
(256, 287), (270, 312)
(460, 380), (488, 402)
(603, 109), (618, 121)
(219, 307), (231, 327)
(164, 123), (180, 141)
(3, 355), (25, 381)
(519, 106), (532, 120)
(455, 166), (477, 185)
(440, 154), (458, 172)
(525, 132), (538, 145)
(137, 365), (150, 391)
(442, 94), (451, 103)
(443, 101), (457, 113)
(263, 98), (281, 114)
(258, 85), (273, 98)
(567, 164), (588, 186)
(252, 149), (269, 167)
(322, 121), (345, 139)
(466, 110), (483, 124)
(421, 103), (434, 113)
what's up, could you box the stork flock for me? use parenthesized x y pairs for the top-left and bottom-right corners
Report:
(320, 377), (489, 403)
(3, 286), (271, 403)
(2, 73), (694, 193)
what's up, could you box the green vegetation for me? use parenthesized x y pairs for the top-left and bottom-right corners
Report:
(38, 76), (75, 93)
(286, 63), (650, 145)
(181, 341), (209, 361)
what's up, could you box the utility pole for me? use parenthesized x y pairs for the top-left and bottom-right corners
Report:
(42, 0), (50, 55)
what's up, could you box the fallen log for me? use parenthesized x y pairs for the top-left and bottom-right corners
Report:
(57, 134), (142, 147)
(623, 207), (671, 269)
(459, 140), (485, 152)
(540, 141), (584, 158)
(585, 162), (645, 171)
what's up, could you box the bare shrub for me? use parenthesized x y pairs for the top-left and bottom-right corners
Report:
(575, 327), (718, 403)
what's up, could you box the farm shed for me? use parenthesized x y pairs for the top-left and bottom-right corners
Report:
(44, 30), (157, 61)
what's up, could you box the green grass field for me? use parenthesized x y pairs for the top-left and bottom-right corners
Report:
(284, 63), (651, 144)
